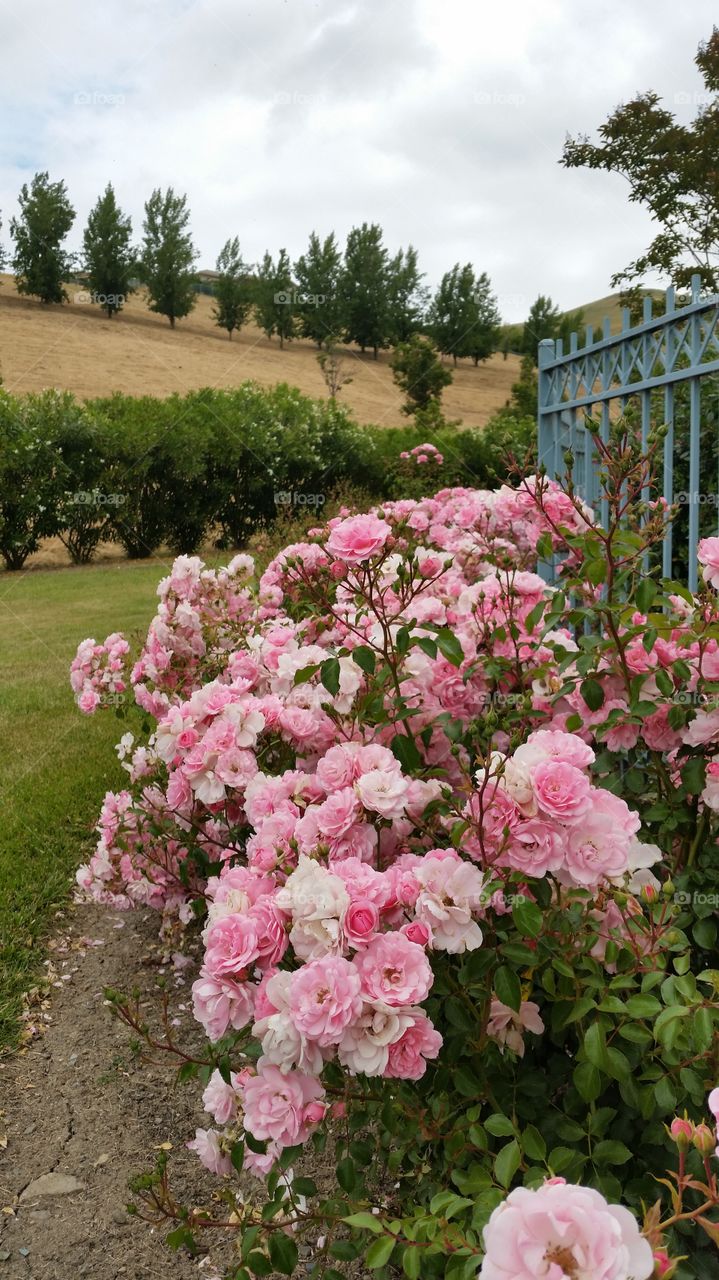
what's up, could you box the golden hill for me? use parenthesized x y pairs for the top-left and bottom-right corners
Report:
(0, 275), (521, 429)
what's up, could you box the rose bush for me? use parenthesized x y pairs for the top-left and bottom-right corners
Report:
(73, 429), (719, 1279)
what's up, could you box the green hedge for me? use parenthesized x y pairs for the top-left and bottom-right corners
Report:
(0, 384), (536, 569)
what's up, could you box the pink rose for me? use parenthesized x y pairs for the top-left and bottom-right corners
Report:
(343, 899), (380, 948)
(355, 934), (433, 1007)
(204, 915), (260, 979)
(355, 768), (409, 820)
(326, 513), (392, 564)
(191, 971), (255, 1041)
(316, 788), (362, 839)
(187, 1127), (232, 1176)
(241, 1065), (325, 1146)
(202, 1068), (240, 1125)
(289, 956), (363, 1045)
(385, 1011), (442, 1079)
(479, 1180), (653, 1280)
(698, 536), (719, 589)
(531, 760), (592, 823)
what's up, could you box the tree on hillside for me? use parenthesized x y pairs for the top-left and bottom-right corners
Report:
(429, 263), (499, 365)
(557, 307), (586, 352)
(341, 222), (390, 358)
(82, 184), (135, 318)
(293, 232), (343, 346)
(562, 28), (719, 292)
(254, 249), (296, 349)
(521, 295), (561, 362)
(390, 334), (453, 416)
(467, 271), (501, 365)
(0, 213), (5, 278)
(213, 237), (253, 339)
(386, 245), (428, 344)
(10, 172), (76, 304)
(139, 187), (198, 328)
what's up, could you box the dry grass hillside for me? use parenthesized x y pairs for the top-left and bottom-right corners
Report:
(0, 274), (520, 428)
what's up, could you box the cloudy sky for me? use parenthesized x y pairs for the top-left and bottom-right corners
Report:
(0, 0), (716, 320)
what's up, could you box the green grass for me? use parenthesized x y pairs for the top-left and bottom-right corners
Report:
(0, 559), (166, 1051)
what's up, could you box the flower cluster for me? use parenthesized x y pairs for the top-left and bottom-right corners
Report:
(470, 730), (648, 887)
(70, 631), (130, 713)
(399, 442), (445, 466)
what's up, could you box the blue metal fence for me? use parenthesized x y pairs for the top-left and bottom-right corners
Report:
(537, 274), (719, 591)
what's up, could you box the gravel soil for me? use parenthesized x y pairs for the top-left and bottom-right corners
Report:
(0, 903), (237, 1280)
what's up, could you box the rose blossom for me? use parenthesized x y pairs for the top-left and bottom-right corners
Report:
(385, 1010), (443, 1079)
(479, 1179), (653, 1280)
(202, 1069), (240, 1125)
(355, 768), (409, 820)
(487, 999), (544, 1057)
(240, 1065), (326, 1146)
(698, 536), (719, 590)
(338, 1004), (411, 1076)
(342, 899), (380, 948)
(289, 956), (363, 1045)
(531, 760), (592, 823)
(354, 934), (433, 1007)
(325, 513), (392, 564)
(203, 914), (260, 978)
(187, 1127), (232, 1176)
(191, 970), (255, 1041)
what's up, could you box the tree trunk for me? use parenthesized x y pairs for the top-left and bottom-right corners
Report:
(170, 315), (176, 329)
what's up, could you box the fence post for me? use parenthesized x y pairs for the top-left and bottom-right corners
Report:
(537, 338), (556, 583)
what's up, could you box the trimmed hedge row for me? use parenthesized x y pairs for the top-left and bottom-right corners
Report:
(0, 383), (535, 569)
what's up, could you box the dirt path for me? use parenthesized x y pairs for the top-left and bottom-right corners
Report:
(0, 904), (233, 1280)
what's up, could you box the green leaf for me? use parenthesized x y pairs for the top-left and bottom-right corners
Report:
(366, 1236), (396, 1269)
(344, 1212), (383, 1234)
(403, 1246), (422, 1279)
(268, 1234), (298, 1276)
(574, 1062), (602, 1103)
(484, 1113), (516, 1137)
(390, 732), (423, 773)
(435, 627), (464, 667)
(336, 1157), (357, 1193)
(624, 995), (661, 1018)
(583, 1021), (610, 1071)
(320, 657), (341, 696)
(494, 1138), (521, 1188)
(635, 578), (657, 613)
(522, 1125), (546, 1161)
(494, 965), (522, 1013)
(291, 1177), (317, 1197)
(548, 1146), (576, 1173)
(511, 897), (543, 939)
(580, 678), (604, 711)
(592, 1140), (632, 1166)
(681, 755), (706, 795)
(352, 646), (376, 674)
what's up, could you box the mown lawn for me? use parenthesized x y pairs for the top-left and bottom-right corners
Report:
(0, 559), (166, 1051)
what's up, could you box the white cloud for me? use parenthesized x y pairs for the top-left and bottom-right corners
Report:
(0, 0), (716, 320)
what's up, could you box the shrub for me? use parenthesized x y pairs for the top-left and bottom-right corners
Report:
(71, 428), (719, 1278)
(0, 390), (65, 569)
